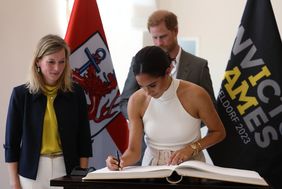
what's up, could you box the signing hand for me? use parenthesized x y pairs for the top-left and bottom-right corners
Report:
(106, 155), (122, 171)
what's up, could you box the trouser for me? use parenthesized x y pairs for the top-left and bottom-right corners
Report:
(19, 156), (66, 189)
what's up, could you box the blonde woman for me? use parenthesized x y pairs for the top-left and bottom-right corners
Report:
(4, 34), (92, 189)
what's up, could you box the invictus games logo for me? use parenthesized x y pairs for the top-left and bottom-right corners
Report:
(218, 26), (282, 148)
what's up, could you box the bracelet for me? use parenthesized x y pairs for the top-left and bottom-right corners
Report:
(196, 141), (202, 151)
(189, 141), (202, 157)
(189, 143), (198, 157)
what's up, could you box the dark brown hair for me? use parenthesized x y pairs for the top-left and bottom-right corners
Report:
(133, 46), (171, 77)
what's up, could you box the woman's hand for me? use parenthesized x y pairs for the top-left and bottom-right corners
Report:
(106, 155), (122, 171)
(168, 146), (194, 165)
(7, 162), (22, 189)
(10, 181), (21, 189)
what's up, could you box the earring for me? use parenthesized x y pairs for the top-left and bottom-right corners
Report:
(37, 66), (41, 73)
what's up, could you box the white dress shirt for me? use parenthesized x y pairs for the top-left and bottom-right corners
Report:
(170, 47), (182, 78)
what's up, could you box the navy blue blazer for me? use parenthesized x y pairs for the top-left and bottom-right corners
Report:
(4, 83), (92, 180)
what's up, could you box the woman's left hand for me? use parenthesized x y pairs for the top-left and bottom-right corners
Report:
(167, 146), (193, 165)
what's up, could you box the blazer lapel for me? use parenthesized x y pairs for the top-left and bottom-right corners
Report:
(176, 50), (192, 80)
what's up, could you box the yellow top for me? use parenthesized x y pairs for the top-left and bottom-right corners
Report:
(40, 85), (62, 155)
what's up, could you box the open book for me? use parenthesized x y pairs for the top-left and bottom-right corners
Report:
(83, 160), (268, 186)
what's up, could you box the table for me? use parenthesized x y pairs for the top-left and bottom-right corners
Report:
(50, 176), (271, 189)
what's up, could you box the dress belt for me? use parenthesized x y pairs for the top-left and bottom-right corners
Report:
(146, 145), (206, 165)
(41, 152), (63, 158)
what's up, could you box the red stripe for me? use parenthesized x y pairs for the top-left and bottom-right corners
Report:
(106, 113), (129, 153)
(65, 0), (107, 52)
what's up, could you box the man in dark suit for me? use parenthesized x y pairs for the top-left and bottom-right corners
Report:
(120, 10), (216, 119)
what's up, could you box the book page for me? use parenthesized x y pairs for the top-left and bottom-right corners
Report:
(177, 160), (261, 178)
(93, 165), (176, 173)
(83, 165), (177, 180)
(175, 160), (268, 186)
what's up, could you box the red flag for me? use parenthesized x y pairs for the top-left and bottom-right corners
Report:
(65, 0), (129, 169)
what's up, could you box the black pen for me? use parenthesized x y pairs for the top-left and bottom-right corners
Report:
(116, 150), (121, 171)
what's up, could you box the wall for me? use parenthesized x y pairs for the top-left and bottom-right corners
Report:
(97, 0), (158, 92)
(0, 1), (68, 188)
(0, 0), (281, 188)
(157, 0), (282, 96)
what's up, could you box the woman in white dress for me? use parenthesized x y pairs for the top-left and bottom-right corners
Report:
(106, 46), (225, 170)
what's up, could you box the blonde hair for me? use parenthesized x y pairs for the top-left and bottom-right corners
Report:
(27, 34), (73, 94)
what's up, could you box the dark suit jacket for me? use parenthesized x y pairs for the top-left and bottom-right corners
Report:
(4, 83), (92, 180)
(120, 49), (216, 119)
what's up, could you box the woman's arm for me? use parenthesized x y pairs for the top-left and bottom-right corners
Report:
(106, 116), (143, 171)
(169, 82), (225, 165)
(120, 92), (145, 167)
(195, 86), (226, 150)
(182, 82), (226, 150)
(106, 92), (145, 170)
(5, 88), (24, 189)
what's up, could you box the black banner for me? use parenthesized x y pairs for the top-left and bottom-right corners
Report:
(208, 0), (282, 188)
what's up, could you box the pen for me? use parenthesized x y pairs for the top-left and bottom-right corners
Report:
(116, 150), (121, 171)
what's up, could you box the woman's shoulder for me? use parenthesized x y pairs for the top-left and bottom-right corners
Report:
(9, 84), (33, 103)
(128, 87), (150, 118)
(178, 79), (201, 90)
(12, 84), (30, 94)
(129, 88), (150, 110)
(178, 80), (208, 98)
(131, 88), (148, 101)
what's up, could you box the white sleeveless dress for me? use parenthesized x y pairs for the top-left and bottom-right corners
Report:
(142, 78), (205, 165)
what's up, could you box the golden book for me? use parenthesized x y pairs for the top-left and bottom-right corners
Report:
(83, 160), (268, 186)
